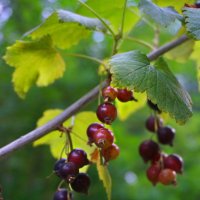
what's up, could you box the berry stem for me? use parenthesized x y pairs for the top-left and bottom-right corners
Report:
(120, 0), (128, 37)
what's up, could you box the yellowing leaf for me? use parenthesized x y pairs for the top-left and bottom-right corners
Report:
(97, 152), (112, 200)
(191, 41), (200, 90)
(34, 110), (98, 170)
(3, 36), (65, 98)
(27, 10), (106, 49)
(116, 92), (146, 121)
(166, 39), (195, 62)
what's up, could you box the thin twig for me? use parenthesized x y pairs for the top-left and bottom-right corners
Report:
(0, 34), (189, 159)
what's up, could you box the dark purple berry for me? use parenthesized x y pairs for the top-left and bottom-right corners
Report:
(68, 149), (89, 169)
(146, 164), (161, 185)
(163, 154), (183, 174)
(71, 173), (91, 194)
(87, 123), (104, 144)
(54, 159), (66, 177)
(117, 88), (136, 102)
(139, 140), (160, 162)
(145, 115), (163, 132)
(96, 102), (117, 124)
(59, 162), (79, 182)
(157, 126), (175, 146)
(53, 188), (71, 200)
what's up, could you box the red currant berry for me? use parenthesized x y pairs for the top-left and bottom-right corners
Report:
(102, 143), (120, 162)
(71, 173), (91, 194)
(96, 102), (117, 124)
(54, 158), (66, 177)
(117, 88), (137, 102)
(86, 123), (104, 144)
(53, 188), (71, 200)
(102, 86), (118, 101)
(139, 140), (160, 162)
(146, 164), (161, 185)
(93, 127), (114, 149)
(145, 115), (163, 133)
(163, 154), (183, 174)
(158, 169), (177, 185)
(68, 149), (89, 169)
(157, 126), (175, 146)
(59, 162), (79, 182)
(147, 99), (161, 113)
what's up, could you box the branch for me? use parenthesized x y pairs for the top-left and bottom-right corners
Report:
(0, 34), (190, 159)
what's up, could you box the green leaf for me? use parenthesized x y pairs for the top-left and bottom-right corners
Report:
(116, 92), (146, 121)
(33, 110), (97, 172)
(109, 50), (192, 124)
(97, 154), (112, 200)
(153, 0), (195, 12)
(26, 10), (107, 49)
(3, 36), (65, 98)
(78, 0), (140, 33)
(139, 0), (183, 27)
(183, 7), (200, 40)
(166, 39), (195, 62)
(191, 41), (200, 90)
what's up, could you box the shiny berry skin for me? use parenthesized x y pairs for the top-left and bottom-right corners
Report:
(145, 115), (163, 133)
(102, 143), (120, 162)
(147, 99), (161, 113)
(158, 169), (177, 185)
(93, 128), (114, 149)
(117, 88), (134, 102)
(163, 154), (183, 174)
(59, 162), (79, 182)
(87, 123), (104, 144)
(96, 102), (117, 124)
(53, 188), (72, 200)
(54, 158), (66, 177)
(68, 149), (89, 169)
(71, 173), (91, 194)
(102, 86), (118, 101)
(146, 164), (161, 185)
(139, 140), (160, 162)
(157, 126), (175, 146)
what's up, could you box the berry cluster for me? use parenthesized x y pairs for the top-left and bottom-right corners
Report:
(87, 86), (136, 164)
(53, 149), (91, 200)
(139, 100), (183, 186)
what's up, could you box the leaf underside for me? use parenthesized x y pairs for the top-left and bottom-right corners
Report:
(26, 9), (107, 49)
(139, 0), (183, 27)
(183, 7), (200, 40)
(109, 50), (192, 124)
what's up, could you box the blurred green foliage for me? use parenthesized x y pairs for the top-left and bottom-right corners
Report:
(0, 0), (200, 200)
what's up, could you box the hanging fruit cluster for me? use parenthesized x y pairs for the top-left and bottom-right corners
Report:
(139, 100), (184, 186)
(52, 148), (91, 200)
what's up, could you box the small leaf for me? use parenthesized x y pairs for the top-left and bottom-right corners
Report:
(109, 50), (192, 124)
(26, 10), (107, 49)
(139, 0), (183, 27)
(34, 110), (97, 172)
(183, 6), (200, 40)
(3, 36), (65, 98)
(96, 151), (112, 200)
(116, 92), (146, 121)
